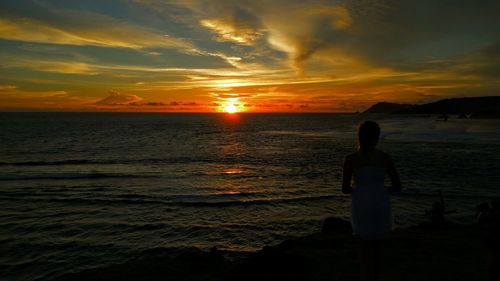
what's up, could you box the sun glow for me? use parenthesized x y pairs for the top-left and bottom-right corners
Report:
(219, 98), (242, 114)
(224, 103), (237, 113)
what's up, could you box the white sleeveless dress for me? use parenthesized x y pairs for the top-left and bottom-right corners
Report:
(351, 166), (392, 240)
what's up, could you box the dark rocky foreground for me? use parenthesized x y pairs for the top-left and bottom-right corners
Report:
(52, 219), (492, 281)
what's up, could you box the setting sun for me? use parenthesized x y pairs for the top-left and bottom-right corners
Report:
(224, 103), (237, 113)
(219, 98), (242, 113)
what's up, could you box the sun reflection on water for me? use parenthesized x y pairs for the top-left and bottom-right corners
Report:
(223, 168), (243, 174)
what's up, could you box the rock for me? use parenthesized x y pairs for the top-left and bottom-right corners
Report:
(321, 217), (351, 234)
(225, 247), (311, 281)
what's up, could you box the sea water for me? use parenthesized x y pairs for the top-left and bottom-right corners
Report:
(1, 113), (499, 280)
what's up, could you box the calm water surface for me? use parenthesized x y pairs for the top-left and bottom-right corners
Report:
(1, 113), (499, 280)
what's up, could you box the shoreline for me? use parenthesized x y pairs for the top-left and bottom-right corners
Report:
(51, 219), (490, 281)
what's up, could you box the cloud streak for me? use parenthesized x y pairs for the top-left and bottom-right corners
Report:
(0, 1), (201, 54)
(200, 18), (263, 45)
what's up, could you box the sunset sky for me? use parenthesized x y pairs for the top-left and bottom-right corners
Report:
(0, 0), (499, 112)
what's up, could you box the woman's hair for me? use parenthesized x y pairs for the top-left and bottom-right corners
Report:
(358, 121), (380, 154)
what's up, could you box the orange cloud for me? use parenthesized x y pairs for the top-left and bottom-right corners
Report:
(94, 91), (143, 106)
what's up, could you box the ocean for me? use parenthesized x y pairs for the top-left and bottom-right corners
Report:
(1, 112), (499, 280)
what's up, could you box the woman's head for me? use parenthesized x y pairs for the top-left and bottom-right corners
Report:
(358, 121), (380, 153)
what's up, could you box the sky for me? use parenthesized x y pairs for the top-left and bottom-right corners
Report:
(0, 0), (499, 112)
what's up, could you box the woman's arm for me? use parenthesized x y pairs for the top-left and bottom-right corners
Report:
(342, 156), (353, 194)
(386, 154), (402, 192)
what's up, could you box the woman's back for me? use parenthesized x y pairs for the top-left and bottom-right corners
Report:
(348, 149), (393, 240)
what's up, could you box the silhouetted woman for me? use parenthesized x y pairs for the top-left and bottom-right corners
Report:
(342, 121), (401, 281)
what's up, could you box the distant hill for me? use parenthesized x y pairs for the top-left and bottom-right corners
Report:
(364, 96), (500, 117)
(363, 102), (414, 113)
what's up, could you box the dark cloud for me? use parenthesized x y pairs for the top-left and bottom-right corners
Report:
(462, 41), (500, 78)
(144, 102), (166, 106)
(164, 0), (500, 75)
(95, 90), (143, 105)
(342, 0), (500, 68)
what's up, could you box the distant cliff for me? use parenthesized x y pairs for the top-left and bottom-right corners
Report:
(364, 96), (500, 117)
(363, 102), (414, 113)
